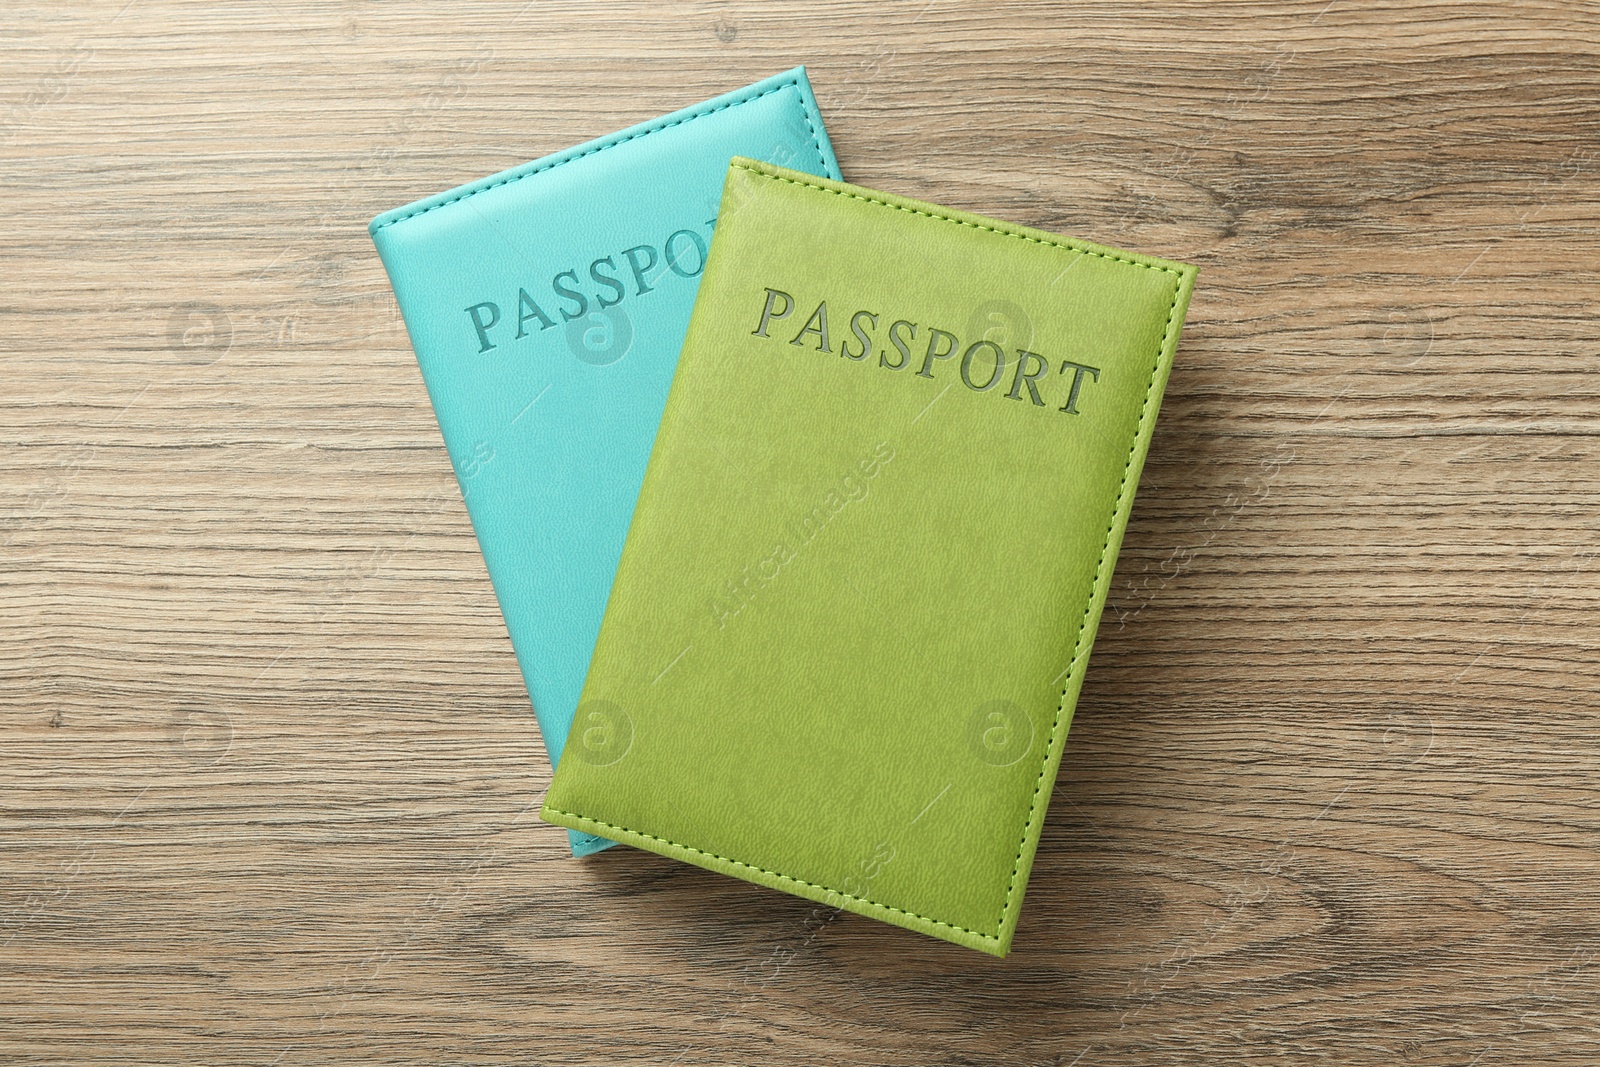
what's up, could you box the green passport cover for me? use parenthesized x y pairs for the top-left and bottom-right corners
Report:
(542, 158), (1197, 955)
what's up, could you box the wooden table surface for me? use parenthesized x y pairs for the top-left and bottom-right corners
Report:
(5, 2), (1599, 1063)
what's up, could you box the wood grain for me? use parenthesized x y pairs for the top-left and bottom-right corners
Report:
(4, 1), (1599, 1063)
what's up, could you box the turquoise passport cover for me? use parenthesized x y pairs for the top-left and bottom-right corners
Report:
(369, 70), (840, 855)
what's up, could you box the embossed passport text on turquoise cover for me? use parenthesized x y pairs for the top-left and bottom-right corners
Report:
(369, 71), (840, 856)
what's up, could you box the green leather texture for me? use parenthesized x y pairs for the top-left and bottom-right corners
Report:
(542, 158), (1197, 955)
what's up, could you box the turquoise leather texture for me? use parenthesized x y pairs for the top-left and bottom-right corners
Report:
(369, 70), (840, 856)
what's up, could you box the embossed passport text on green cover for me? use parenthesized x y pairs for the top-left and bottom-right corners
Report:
(541, 159), (1196, 953)
(369, 72), (839, 856)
